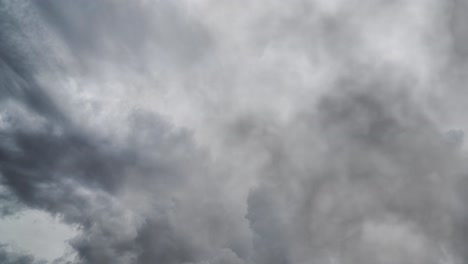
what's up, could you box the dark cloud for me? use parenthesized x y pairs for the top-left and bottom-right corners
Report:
(245, 83), (466, 263)
(1, 1), (468, 264)
(0, 3), (222, 263)
(0, 244), (45, 264)
(0, 104), (223, 263)
(449, 0), (468, 62)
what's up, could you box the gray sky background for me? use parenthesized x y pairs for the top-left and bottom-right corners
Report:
(1, 0), (468, 263)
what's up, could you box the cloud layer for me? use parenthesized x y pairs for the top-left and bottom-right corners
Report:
(1, 0), (468, 263)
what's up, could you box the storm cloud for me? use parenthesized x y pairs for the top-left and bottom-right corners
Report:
(1, 0), (468, 263)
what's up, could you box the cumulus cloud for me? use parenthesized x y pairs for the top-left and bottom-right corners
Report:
(1, 0), (468, 264)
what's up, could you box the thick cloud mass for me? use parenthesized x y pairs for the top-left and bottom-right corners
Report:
(1, 0), (468, 263)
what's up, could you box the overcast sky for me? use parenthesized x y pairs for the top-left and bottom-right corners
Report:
(1, 0), (468, 263)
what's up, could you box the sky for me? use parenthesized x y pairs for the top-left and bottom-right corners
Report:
(1, 0), (468, 263)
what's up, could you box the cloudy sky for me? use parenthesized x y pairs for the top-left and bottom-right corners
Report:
(1, 0), (468, 263)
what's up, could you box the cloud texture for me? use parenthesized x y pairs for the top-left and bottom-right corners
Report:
(1, 0), (468, 263)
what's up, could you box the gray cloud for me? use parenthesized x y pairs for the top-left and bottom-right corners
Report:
(1, 0), (468, 264)
(0, 244), (45, 264)
(245, 83), (466, 264)
(34, 0), (213, 73)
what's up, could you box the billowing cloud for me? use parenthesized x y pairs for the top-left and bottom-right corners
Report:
(1, 0), (468, 264)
